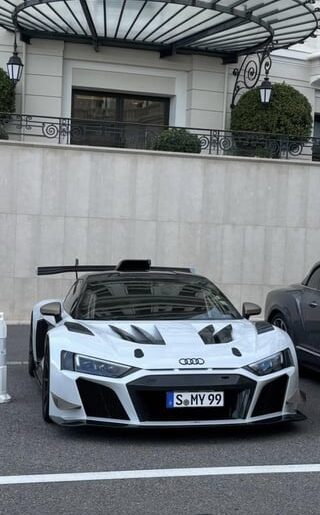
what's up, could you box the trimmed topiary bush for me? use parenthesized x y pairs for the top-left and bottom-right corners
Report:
(230, 83), (312, 157)
(0, 67), (15, 139)
(153, 128), (201, 153)
(0, 67), (15, 114)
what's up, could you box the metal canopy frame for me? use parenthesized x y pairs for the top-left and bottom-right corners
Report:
(0, 0), (318, 59)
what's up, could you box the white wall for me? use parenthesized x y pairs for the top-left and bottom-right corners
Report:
(1, 140), (320, 321)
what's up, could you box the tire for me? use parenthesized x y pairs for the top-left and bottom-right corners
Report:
(28, 315), (36, 377)
(42, 340), (52, 423)
(269, 312), (290, 334)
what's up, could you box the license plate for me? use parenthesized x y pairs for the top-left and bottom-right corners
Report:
(166, 391), (224, 408)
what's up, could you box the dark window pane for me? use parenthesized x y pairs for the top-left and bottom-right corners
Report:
(73, 94), (117, 120)
(312, 113), (320, 161)
(64, 280), (84, 314)
(71, 90), (169, 148)
(307, 268), (320, 290)
(74, 275), (241, 321)
(122, 97), (168, 148)
(72, 92), (119, 147)
(123, 97), (167, 125)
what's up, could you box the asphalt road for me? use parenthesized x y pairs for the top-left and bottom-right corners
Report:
(1, 325), (320, 514)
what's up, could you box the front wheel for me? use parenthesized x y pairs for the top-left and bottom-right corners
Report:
(269, 313), (290, 333)
(42, 341), (52, 423)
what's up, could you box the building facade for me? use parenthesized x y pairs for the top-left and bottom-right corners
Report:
(0, 1), (320, 143)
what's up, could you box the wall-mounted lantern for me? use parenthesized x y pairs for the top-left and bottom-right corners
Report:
(6, 32), (23, 87)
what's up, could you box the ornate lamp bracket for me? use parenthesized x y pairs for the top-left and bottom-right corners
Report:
(231, 42), (273, 109)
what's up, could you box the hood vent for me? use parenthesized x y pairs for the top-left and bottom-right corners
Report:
(199, 324), (233, 345)
(198, 324), (215, 344)
(109, 325), (165, 345)
(65, 322), (94, 336)
(254, 321), (275, 335)
(131, 325), (165, 345)
(109, 325), (138, 342)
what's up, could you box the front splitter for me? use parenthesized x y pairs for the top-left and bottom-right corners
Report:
(51, 411), (306, 429)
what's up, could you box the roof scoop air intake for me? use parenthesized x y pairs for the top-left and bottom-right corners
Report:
(116, 259), (151, 272)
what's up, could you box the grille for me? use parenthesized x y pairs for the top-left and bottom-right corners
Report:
(127, 374), (256, 422)
(252, 375), (288, 417)
(76, 378), (129, 420)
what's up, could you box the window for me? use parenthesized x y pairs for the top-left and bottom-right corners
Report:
(307, 268), (320, 290)
(71, 90), (170, 148)
(312, 113), (320, 161)
(73, 274), (241, 321)
(64, 280), (84, 314)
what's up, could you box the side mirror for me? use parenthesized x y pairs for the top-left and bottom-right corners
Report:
(242, 302), (261, 319)
(40, 302), (62, 324)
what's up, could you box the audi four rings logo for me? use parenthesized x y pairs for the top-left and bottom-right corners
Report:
(179, 358), (205, 366)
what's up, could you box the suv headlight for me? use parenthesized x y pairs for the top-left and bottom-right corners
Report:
(246, 349), (293, 376)
(61, 351), (132, 378)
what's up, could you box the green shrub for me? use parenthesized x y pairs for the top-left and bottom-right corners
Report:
(231, 83), (312, 139)
(0, 67), (15, 114)
(153, 128), (201, 153)
(0, 67), (15, 139)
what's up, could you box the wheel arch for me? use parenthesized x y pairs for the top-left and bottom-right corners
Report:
(32, 298), (62, 363)
(267, 304), (300, 344)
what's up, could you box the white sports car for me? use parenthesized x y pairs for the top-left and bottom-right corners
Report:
(29, 260), (305, 427)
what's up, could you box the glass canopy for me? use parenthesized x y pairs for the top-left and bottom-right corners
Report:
(0, 0), (319, 59)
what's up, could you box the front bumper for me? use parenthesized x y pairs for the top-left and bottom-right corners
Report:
(48, 365), (305, 428)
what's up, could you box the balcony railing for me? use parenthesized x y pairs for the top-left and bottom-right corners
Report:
(0, 113), (319, 161)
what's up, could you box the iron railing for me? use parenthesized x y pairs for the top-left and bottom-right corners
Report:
(0, 113), (319, 161)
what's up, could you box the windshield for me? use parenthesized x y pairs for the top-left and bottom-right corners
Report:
(73, 274), (241, 321)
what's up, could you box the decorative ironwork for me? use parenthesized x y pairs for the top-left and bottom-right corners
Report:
(0, 113), (319, 161)
(231, 42), (273, 108)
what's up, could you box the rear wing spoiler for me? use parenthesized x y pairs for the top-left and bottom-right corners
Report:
(37, 265), (115, 276)
(37, 259), (194, 276)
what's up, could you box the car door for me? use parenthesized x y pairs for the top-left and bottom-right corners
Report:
(300, 266), (320, 354)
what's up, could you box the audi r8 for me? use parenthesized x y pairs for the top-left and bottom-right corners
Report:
(29, 259), (304, 427)
(265, 261), (320, 372)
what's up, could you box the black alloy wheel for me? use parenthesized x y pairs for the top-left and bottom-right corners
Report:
(270, 313), (289, 333)
(28, 315), (35, 377)
(42, 340), (52, 423)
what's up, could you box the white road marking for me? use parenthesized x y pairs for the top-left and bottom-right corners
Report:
(1, 464), (320, 485)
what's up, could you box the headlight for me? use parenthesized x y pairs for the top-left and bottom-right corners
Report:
(246, 349), (293, 376)
(61, 351), (132, 378)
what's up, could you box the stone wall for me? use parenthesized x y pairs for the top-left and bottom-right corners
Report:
(1, 140), (320, 321)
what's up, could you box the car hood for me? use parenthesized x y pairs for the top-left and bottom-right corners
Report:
(53, 318), (292, 370)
